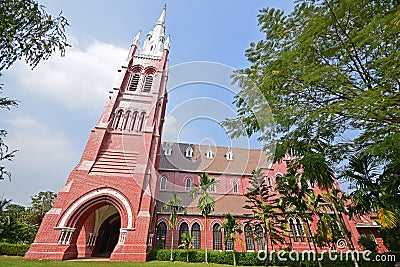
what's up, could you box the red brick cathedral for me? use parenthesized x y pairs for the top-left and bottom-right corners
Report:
(25, 7), (386, 262)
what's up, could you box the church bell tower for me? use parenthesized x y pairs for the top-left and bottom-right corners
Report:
(25, 6), (169, 261)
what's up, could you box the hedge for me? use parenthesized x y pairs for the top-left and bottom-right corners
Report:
(0, 242), (30, 256)
(149, 249), (400, 267)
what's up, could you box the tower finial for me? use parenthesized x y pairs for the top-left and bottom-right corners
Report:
(163, 3), (167, 10)
(132, 30), (141, 47)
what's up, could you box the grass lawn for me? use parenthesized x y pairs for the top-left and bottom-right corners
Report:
(0, 256), (230, 267)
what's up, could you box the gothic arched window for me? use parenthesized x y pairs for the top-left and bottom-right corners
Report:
(179, 222), (189, 246)
(191, 223), (201, 249)
(185, 178), (192, 191)
(123, 111), (131, 130)
(244, 224), (255, 251)
(255, 224), (265, 251)
(289, 218), (298, 242)
(160, 176), (167, 190)
(113, 110), (124, 130)
(232, 181), (239, 194)
(138, 112), (146, 131)
(130, 112), (138, 131)
(156, 222), (167, 248)
(295, 218), (305, 241)
(213, 223), (222, 250)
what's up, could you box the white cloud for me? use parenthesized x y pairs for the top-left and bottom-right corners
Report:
(0, 115), (78, 205)
(162, 115), (179, 142)
(6, 39), (128, 112)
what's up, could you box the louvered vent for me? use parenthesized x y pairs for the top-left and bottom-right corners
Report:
(128, 73), (140, 91)
(143, 75), (153, 92)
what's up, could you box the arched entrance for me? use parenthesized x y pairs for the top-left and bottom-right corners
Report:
(56, 188), (134, 260)
(93, 212), (121, 257)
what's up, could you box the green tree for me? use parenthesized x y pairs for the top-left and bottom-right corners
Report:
(23, 191), (57, 226)
(162, 193), (186, 262)
(178, 232), (194, 262)
(191, 172), (217, 264)
(224, 0), (399, 164)
(358, 236), (377, 253)
(0, 0), (69, 180)
(340, 152), (399, 229)
(219, 213), (242, 267)
(244, 170), (285, 267)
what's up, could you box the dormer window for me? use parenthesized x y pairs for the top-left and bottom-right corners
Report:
(185, 146), (193, 158)
(225, 150), (233, 161)
(164, 146), (172, 156)
(206, 148), (214, 159)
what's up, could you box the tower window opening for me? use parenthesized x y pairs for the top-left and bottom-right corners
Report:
(143, 75), (153, 93)
(129, 73), (140, 91)
(123, 111), (131, 130)
(138, 112), (146, 131)
(130, 112), (138, 131)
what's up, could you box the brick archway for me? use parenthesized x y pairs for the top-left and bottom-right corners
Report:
(57, 188), (134, 230)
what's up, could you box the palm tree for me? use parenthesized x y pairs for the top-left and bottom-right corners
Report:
(191, 172), (217, 264)
(245, 170), (285, 267)
(219, 213), (242, 266)
(162, 193), (186, 262)
(340, 152), (399, 229)
(178, 232), (194, 262)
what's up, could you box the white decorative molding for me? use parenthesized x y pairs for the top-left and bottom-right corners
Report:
(77, 160), (94, 171)
(57, 188), (133, 228)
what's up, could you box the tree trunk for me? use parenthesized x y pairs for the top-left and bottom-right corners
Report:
(170, 229), (174, 262)
(331, 203), (359, 267)
(205, 215), (208, 264)
(233, 250), (236, 267)
(306, 219), (323, 267)
(264, 227), (269, 267)
(186, 250), (189, 262)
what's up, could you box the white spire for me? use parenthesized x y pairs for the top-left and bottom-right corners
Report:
(132, 30), (141, 47)
(139, 5), (168, 57)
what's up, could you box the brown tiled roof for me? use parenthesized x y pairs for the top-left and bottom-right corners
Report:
(156, 191), (251, 217)
(159, 142), (271, 175)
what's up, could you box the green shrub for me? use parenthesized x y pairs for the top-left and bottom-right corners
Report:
(0, 242), (30, 256)
(148, 248), (399, 266)
(358, 236), (378, 253)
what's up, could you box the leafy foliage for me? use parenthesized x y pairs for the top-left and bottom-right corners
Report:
(0, 0), (69, 71)
(162, 192), (186, 262)
(0, 0), (69, 181)
(358, 236), (378, 253)
(191, 172), (218, 264)
(219, 213), (242, 266)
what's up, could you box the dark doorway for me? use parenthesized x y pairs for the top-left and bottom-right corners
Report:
(93, 215), (121, 258)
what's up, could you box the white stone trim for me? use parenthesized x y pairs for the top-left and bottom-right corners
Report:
(57, 188), (133, 228)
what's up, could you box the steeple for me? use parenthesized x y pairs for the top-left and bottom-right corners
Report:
(140, 5), (167, 57)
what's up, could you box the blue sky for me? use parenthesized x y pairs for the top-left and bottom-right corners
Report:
(1, 1), (295, 205)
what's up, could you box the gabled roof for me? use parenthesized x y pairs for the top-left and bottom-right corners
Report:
(159, 142), (271, 175)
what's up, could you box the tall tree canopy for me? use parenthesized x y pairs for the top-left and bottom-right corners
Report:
(0, 0), (69, 180)
(225, 0), (399, 165)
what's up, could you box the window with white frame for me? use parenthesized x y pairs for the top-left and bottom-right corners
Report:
(164, 146), (172, 156)
(185, 146), (193, 158)
(160, 176), (167, 190)
(210, 183), (216, 192)
(206, 148), (214, 159)
(185, 178), (192, 191)
(225, 150), (233, 160)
